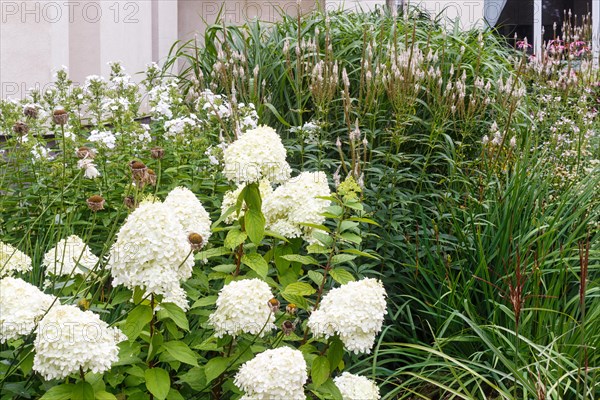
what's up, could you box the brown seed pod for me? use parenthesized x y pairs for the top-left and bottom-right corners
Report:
(268, 298), (280, 313)
(23, 106), (39, 119)
(281, 320), (295, 335)
(145, 169), (157, 186)
(129, 160), (147, 181)
(286, 303), (298, 315)
(86, 195), (105, 211)
(123, 195), (136, 209)
(12, 121), (29, 135)
(188, 232), (204, 250)
(53, 108), (69, 125)
(150, 147), (165, 159)
(76, 146), (95, 159)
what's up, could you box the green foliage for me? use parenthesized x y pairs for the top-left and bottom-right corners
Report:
(165, 4), (600, 398)
(2, 4), (600, 399)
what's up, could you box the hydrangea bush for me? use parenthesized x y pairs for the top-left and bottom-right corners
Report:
(0, 63), (386, 399)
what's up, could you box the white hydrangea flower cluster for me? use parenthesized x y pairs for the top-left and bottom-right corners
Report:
(33, 304), (126, 380)
(223, 125), (291, 184)
(88, 129), (117, 149)
(220, 179), (273, 224)
(262, 171), (331, 241)
(107, 199), (194, 310)
(43, 235), (99, 276)
(0, 277), (56, 343)
(0, 241), (32, 277)
(334, 372), (381, 400)
(163, 186), (212, 246)
(308, 278), (387, 354)
(234, 347), (308, 400)
(209, 279), (276, 337)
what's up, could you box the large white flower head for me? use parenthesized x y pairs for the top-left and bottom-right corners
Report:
(0, 241), (32, 277)
(307, 278), (387, 354)
(234, 347), (308, 400)
(43, 235), (99, 276)
(334, 372), (381, 400)
(223, 125), (291, 184)
(220, 179), (273, 224)
(33, 304), (126, 380)
(163, 187), (212, 246)
(262, 171), (331, 241)
(209, 278), (276, 337)
(0, 277), (56, 343)
(107, 200), (194, 309)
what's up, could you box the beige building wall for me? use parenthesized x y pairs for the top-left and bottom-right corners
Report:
(329, 0), (485, 28)
(177, 0), (318, 45)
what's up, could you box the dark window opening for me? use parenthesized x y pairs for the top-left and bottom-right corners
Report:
(490, 0), (592, 46)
